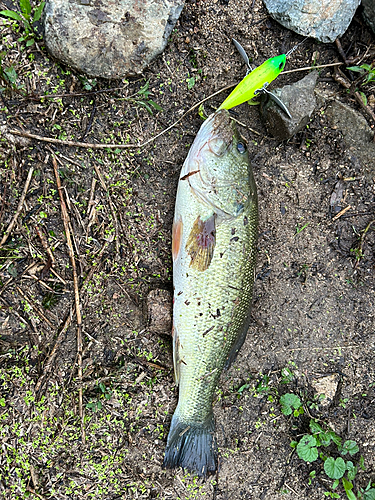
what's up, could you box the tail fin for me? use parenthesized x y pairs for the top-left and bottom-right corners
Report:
(163, 413), (217, 477)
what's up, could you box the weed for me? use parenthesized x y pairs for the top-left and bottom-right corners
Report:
(0, 0), (45, 47)
(281, 392), (375, 499)
(198, 103), (207, 120)
(186, 76), (196, 90)
(255, 373), (271, 395)
(280, 363), (297, 384)
(131, 80), (163, 114)
(295, 222), (310, 236)
(347, 64), (375, 85)
(280, 393), (304, 417)
(77, 75), (97, 91)
(0, 54), (23, 94)
(85, 381), (112, 412)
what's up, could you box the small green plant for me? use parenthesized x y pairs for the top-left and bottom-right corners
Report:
(186, 76), (195, 90)
(347, 64), (375, 85)
(295, 222), (310, 236)
(282, 394), (375, 499)
(281, 367), (294, 384)
(86, 382), (112, 412)
(0, 53), (25, 94)
(0, 0), (45, 46)
(280, 393), (304, 417)
(131, 80), (163, 114)
(77, 75), (97, 91)
(198, 103), (207, 120)
(255, 373), (270, 395)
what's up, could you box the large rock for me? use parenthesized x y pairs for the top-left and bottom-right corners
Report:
(260, 71), (318, 140)
(263, 0), (361, 43)
(43, 0), (185, 79)
(362, 0), (375, 35)
(325, 100), (375, 181)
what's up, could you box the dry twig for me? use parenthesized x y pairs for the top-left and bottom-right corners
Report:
(333, 65), (375, 127)
(282, 62), (343, 74)
(35, 308), (73, 392)
(16, 286), (54, 328)
(332, 205), (352, 221)
(53, 157), (85, 442)
(35, 225), (55, 265)
(0, 165), (34, 247)
(93, 164), (120, 256)
(8, 83), (235, 150)
(354, 219), (375, 269)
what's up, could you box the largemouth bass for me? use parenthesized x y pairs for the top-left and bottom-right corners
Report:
(163, 109), (258, 476)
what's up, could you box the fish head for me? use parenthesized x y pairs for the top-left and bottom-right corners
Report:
(182, 110), (253, 217)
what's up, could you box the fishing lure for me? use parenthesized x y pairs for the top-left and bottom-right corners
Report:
(219, 39), (300, 118)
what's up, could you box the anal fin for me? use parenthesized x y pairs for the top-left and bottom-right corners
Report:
(224, 315), (251, 370)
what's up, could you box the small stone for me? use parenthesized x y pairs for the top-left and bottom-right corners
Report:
(263, 0), (361, 43)
(311, 374), (340, 407)
(147, 288), (172, 335)
(260, 71), (318, 140)
(43, 0), (185, 79)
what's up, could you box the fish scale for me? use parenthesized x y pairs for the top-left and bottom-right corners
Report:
(163, 109), (258, 476)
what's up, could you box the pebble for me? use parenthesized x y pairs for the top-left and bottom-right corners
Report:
(311, 374), (340, 407)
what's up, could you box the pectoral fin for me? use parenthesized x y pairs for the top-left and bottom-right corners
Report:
(172, 217), (183, 262)
(185, 214), (216, 272)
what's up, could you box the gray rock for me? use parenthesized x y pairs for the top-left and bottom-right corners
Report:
(362, 0), (375, 35)
(43, 0), (185, 79)
(325, 100), (375, 181)
(260, 71), (318, 141)
(263, 0), (361, 43)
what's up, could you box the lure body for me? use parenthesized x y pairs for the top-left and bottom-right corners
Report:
(219, 54), (286, 110)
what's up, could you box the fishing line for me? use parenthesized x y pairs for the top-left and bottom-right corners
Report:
(285, 36), (309, 58)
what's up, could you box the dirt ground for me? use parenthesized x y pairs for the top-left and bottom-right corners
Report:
(0, 1), (375, 499)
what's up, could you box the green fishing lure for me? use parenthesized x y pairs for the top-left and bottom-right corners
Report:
(219, 53), (286, 110)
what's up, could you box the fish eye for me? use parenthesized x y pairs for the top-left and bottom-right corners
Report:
(279, 61), (285, 70)
(237, 142), (247, 154)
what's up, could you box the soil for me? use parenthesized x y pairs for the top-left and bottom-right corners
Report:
(0, 1), (375, 499)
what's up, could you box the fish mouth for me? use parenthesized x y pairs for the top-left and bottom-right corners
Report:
(200, 109), (234, 157)
(179, 109), (234, 183)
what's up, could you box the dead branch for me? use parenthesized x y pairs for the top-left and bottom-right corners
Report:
(0, 165), (34, 247)
(52, 157), (85, 442)
(16, 286), (55, 328)
(93, 164), (120, 256)
(35, 225), (55, 265)
(8, 83), (235, 150)
(333, 65), (375, 127)
(282, 62), (343, 74)
(34, 308), (73, 393)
